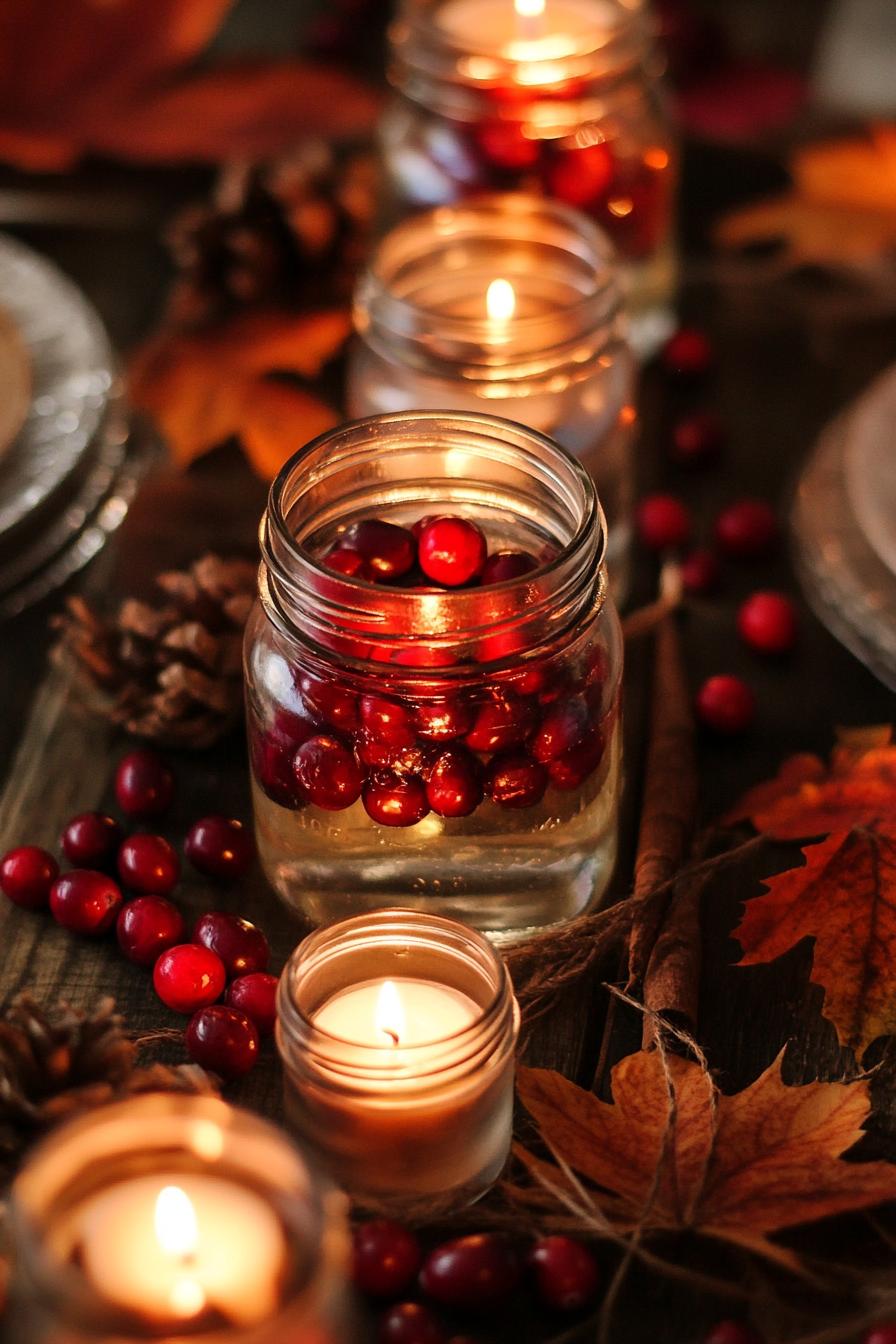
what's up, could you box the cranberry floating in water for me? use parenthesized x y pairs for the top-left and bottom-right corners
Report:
(695, 675), (756, 735)
(294, 734), (363, 811)
(116, 895), (185, 966)
(419, 1233), (522, 1310)
(117, 834), (180, 896)
(50, 871), (123, 935)
(114, 749), (174, 819)
(485, 750), (548, 809)
(379, 1302), (446, 1344)
(714, 498), (777, 559)
(194, 911), (270, 978)
(252, 726), (306, 809)
(185, 816), (255, 881)
(363, 772), (430, 827)
(360, 695), (416, 746)
(417, 516), (487, 587)
(1, 846), (58, 909)
(479, 549), (538, 585)
(475, 117), (540, 172)
(465, 693), (535, 753)
(530, 1236), (600, 1312)
(545, 139), (614, 209)
(353, 1219), (422, 1299)
(154, 944), (226, 1014)
(185, 1005), (259, 1079)
(414, 698), (473, 742)
(531, 698), (588, 763)
(426, 747), (483, 818)
(345, 519), (417, 581)
(324, 545), (373, 580)
(548, 726), (605, 791)
(61, 813), (122, 868)
(299, 671), (359, 732)
(737, 591), (797, 655)
(636, 493), (692, 551)
(226, 972), (279, 1036)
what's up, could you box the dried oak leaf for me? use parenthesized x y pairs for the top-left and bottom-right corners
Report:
(516, 1049), (896, 1270)
(0, 0), (380, 171)
(128, 308), (348, 478)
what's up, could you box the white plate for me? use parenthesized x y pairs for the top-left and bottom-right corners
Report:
(845, 363), (896, 577)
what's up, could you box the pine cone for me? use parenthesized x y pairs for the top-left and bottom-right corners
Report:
(53, 553), (256, 750)
(0, 995), (218, 1176)
(166, 141), (377, 327)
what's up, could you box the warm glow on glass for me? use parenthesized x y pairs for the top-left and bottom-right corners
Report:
(154, 1186), (199, 1259)
(514, 0), (546, 16)
(486, 278), (516, 322)
(375, 980), (405, 1046)
(169, 1277), (206, 1318)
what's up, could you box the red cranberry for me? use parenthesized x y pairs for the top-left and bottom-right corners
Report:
(485, 751), (548, 809)
(864, 1329), (896, 1344)
(114, 749), (174, 819)
(737, 591), (797, 654)
(636, 493), (692, 551)
(226, 972), (279, 1036)
(530, 1236), (600, 1312)
(531, 699), (588, 763)
(353, 1220), (422, 1299)
(153, 944), (226, 1014)
(465, 693), (535, 753)
(414, 698), (473, 742)
(417, 516), (487, 588)
(670, 409), (725, 466)
(598, 162), (666, 258)
(546, 139), (614, 209)
(61, 813), (122, 868)
(419, 1234), (521, 1310)
(480, 550), (538, 585)
(547, 726), (605, 790)
(379, 1302), (446, 1344)
(194, 911), (270, 977)
(50, 871), (123, 935)
(324, 545), (373, 580)
(660, 325), (713, 379)
(0, 846), (58, 909)
(185, 816), (255, 881)
(695, 675), (756, 735)
(392, 645), (456, 669)
(412, 515), (437, 540)
(475, 118), (540, 172)
(426, 747), (483, 818)
(117, 895), (185, 966)
(363, 772), (430, 827)
(360, 695), (416, 746)
(704, 1323), (764, 1344)
(355, 734), (435, 776)
(185, 1005), (259, 1079)
(298, 671), (358, 732)
(345, 519), (416, 581)
(714, 498), (777, 559)
(251, 726), (306, 809)
(117, 834), (180, 896)
(294, 734), (363, 810)
(681, 548), (721, 595)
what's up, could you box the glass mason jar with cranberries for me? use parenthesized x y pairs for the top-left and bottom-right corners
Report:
(245, 411), (623, 942)
(380, 0), (677, 353)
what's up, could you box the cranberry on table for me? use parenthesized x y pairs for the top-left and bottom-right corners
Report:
(480, 549), (538, 585)
(353, 1219), (422, 1299)
(117, 834), (180, 896)
(531, 699), (588, 763)
(0, 846), (58, 909)
(714, 498), (777, 559)
(670, 409), (725, 466)
(419, 1233), (521, 1310)
(344, 519), (417, 581)
(185, 1004), (259, 1079)
(636, 494), (692, 551)
(154, 944), (226, 1014)
(114, 748), (175, 819)
(737, 591), (797, 655)
(50, 871), (123, 935)
(294, 734), (363, 811)
(660, 325), (713, 379)
(426, 747), (483, 818)
(194, 911), (270, 977)
(704, 1322), (764, 1344)
(363, 772), (430, 827)
(226, 972), (279, 1036)
(681, 548), (721, 595)
(379, 1302), (446, 1344)
(417, 516), (487, 588)
(185, 816), (255, 881)
(530, 1235), (600, 1312)
(465, 693), (535, 753)
(61, 812), (122, 868)
(695, 675), (756, 735)
(863, 1328), (896, 1344)
(485, 751), (548, 809)
(117, 895), (185, 966)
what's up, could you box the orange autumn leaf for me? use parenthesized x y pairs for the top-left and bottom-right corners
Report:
(0, 0), (380, 171)
(517, 1049), (896, 1269)
(128, 309), (349, 477)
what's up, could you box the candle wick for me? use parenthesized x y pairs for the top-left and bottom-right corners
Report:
(383, 1029), (400, 1046)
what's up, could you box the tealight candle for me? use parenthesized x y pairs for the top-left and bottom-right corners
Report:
(276, 911), (520, 1218)
(7, 1094), (352, 1344)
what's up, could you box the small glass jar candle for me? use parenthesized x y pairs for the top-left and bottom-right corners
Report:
(276, 909), (520, 1217)
(245, 410), (623, 940)
(347, 194), (636, 593)
(7, 1094), (351, 1344)
(380, 0), (677, 350)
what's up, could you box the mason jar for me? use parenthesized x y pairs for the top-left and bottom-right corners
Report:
(347, 194), (636, 596)
(380, 0), (677, 352)
(245, 410), (623, 942)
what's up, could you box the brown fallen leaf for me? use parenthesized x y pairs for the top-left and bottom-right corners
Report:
(516, 1049), (896, 1270)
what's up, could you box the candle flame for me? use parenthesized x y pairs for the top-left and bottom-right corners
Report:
(375, 979), (405, 1046)
(514, 0), (545, 16)
(486, 278), (516, 322)
(155, 1185), (199, 1260)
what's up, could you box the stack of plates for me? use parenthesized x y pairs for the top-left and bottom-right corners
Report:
(792, 365), (896, 690)
(0, 233), (151, 620)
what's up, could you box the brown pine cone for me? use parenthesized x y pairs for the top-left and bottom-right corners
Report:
(53, 553), (256, 750)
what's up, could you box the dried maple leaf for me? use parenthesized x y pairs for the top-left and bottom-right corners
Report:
(516, 1049), (896, 1269)
(128, 309), (348, 478)
(0, 0), (380, 170)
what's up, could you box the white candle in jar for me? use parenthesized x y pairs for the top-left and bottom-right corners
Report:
(76, 1173), (286, 1327)
(436, 0), (620, 65)
(314, 977), (478, 1048)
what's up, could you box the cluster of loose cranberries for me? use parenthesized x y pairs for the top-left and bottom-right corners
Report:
(251, 513), (611, 826)
(706, 1323), (896, 1344)
(631, 326), (800, 737)
(0, 749), (276, 1081)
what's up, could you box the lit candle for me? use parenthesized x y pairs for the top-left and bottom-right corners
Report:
(314, 977), (479, 1047)
(436, 0), (621, 66)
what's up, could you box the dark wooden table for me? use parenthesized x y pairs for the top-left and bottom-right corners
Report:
(0, 143), (894, 1342)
